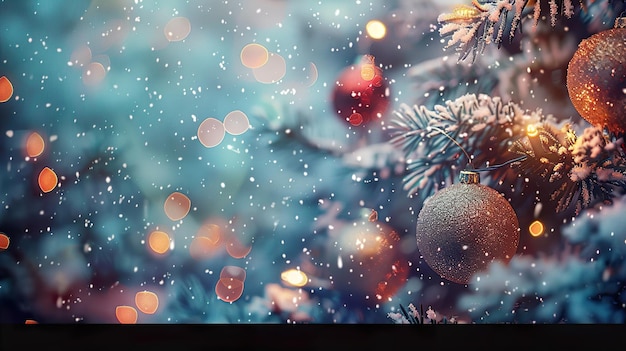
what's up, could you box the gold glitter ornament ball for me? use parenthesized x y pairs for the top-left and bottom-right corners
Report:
(415, 172), (519, 284)
(566, 27), (626, 134)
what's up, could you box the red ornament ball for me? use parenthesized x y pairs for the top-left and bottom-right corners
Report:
(415, 172), (520, 284)
(331, 55), (390, 127)
(566, 27), (626, 134)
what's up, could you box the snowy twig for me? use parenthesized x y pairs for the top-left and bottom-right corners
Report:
(437, 0), (581, 62)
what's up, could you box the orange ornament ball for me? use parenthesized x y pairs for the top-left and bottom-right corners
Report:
(566, 27), (626, 134)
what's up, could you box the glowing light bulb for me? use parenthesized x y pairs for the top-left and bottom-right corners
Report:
(281, 269), (308, 287)
(365, 20), (386, 40)
(527, 124), (539, 137)
(529, 220), (544, 237)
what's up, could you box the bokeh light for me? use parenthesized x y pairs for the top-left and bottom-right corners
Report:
(163, 192), (191, 221)
(527, 124), (539, 137)
(224, 233), (252, 259)
(135, 291), (159, 315)
(197, 117), (225, 148)
(164, 16), (191, 42)
(38, 167), (58, 193)
(529, 220), (545, 237)
(240, 43), (269, 69)
(189, 223), (222, 260)
(115, 306), (138, 324)
(92, 54), (111, 72)
(0, 75), (13, 102)
(280, 269), (308, 287)
(24, 319), (38, 324)
(348, 112), (364, 126)
(0, 233), (9, 250)
(189, 236), (220, 260)
(215, 278), (244, 303)
(69, 44), (91, 68)
(223, 110), (250, 135)
(252, 52), (286, 84)
(304, 62), (319, 87)
(25, 132), (45, 158)
(82, 62), (107, 86)
(365, 19), (386, 40)
(215, 266), (246, 303)
(2, 0), (617, 327)
(220, 265), (246, 281)
(148, 230), (171, 254)
(360, 64), (376, 81)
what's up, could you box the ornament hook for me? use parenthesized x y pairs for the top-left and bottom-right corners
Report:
(459, 170), (480, 184)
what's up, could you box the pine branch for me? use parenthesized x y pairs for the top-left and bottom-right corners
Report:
(388, 93), (540, 199)
(437, 0), (587, 62)
(389, 93), (626, 215)
(457, 196), (626, 323)
(388, 303), (459, 324)
(509, 125), (626, 214)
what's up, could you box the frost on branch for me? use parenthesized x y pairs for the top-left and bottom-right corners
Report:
(388, 303), (457, 324)
(390, 92), (626, 217)
(388, 93), (540, 199)
(457, 193), (626, 323)
(437, 0), (580, 62)
(509, 124), (626, 215)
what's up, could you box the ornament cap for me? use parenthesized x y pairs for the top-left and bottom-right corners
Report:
(459, 170), (480, 184)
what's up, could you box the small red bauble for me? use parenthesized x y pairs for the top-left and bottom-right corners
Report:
(331, 55), (390, 127)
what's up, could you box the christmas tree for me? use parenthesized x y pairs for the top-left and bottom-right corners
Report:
(0, 0), (624, 325)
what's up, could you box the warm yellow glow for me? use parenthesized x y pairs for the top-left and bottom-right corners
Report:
(280, 269), (308, 287)
(26, 132), (45, 158)
(0, 76), (14, 103)
(115, 306), (138, 324)
(360, 64), (376, 81)
(529, 220), (544, 237)
(527, 124), (539, 137)
(38, 167), (58, 193)
(190, 223), (222, 260)
(148, 230), (171, 254)
(135, 291), (159, 314)
(365, 20), (386, 40)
